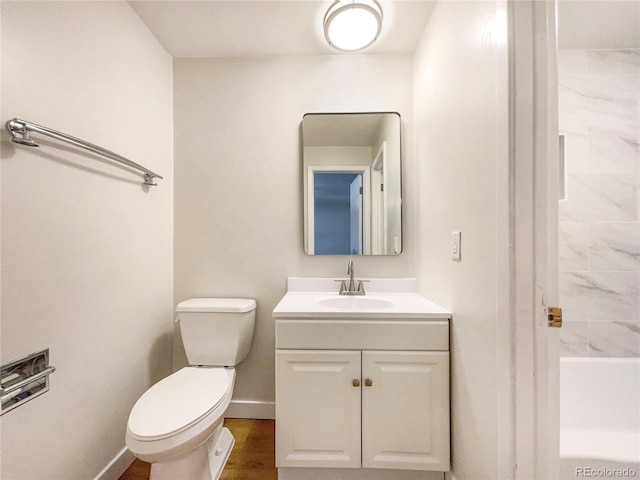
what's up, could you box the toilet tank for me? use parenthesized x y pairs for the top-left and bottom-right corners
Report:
(176, 298), (256, 367)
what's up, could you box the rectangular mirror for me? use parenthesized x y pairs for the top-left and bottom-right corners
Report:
(303, 112), (402, 255)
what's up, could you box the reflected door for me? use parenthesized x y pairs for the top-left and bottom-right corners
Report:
(349, 175), (363, 254)
(311, 170), (367, 255)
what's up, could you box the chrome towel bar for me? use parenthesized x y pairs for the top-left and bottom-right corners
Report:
(6, 118), (163, 186)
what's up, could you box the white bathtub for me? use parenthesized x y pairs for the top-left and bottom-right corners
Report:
(559, 357), (640, 479)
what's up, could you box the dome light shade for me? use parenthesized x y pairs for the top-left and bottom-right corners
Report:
(323, 0), (383, 52)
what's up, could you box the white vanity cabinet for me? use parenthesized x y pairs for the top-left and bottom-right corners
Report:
(276, 348), (449, 472)
(273, 278), (452, 480)
(275, 318), (451, 480)
(361, 350), (449, 471)
(276, 350), (362, 468)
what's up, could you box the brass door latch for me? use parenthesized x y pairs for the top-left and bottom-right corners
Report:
(548, 307), (562, 328)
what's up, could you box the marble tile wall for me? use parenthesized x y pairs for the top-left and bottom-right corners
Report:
(558, 49), (640, 357)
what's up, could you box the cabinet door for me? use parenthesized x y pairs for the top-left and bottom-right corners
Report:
(362, 351), (450, 471)
(276, 350), (361, 468)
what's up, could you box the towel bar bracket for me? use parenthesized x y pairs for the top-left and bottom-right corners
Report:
(144, 173), (158, 186)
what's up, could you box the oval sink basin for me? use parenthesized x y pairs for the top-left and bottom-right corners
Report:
(318, 297), (395, 310)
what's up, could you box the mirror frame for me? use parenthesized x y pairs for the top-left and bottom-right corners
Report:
(302, 112), (403, 256)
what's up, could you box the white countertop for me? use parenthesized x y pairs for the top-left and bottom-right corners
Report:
(273, 277), (452, 319)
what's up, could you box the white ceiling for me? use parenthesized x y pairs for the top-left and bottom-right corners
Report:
(128, 0), (436, 58)
(128, 1), (640, 58)
(304, 113), (387, 146)
(557, 0), (640, 49)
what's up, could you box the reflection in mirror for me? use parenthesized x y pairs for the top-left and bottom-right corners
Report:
(303, 112), (402, 255)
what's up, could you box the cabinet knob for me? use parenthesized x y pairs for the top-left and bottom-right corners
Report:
(364, 378), (373, 387)
(352, 379), (360, 387)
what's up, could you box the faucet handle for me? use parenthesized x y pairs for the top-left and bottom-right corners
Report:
(356, 280), (369, 294)
(334, 279), (347, 295)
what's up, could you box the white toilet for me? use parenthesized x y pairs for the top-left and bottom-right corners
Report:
(126, 298), (256, 480)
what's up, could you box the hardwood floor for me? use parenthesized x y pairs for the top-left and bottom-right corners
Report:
(119, 418), (277, 480)
(119, 458), (150, 480)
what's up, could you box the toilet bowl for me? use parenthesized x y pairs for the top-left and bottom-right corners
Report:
(125, 298), (256, 480)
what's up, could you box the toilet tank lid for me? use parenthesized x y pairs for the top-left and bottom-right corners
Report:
(176, 298), (256, 313)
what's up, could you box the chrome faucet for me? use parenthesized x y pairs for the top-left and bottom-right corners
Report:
(338, 260), (366, 296)
(347, 260), (355, 292)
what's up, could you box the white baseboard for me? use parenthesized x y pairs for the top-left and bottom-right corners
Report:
(225, 399), (275, 419)
(94, 447), (135, 480)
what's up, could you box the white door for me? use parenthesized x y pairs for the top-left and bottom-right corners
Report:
(275, 350), (362, 468)
(371, 143), (386, 254)
(361, 351), (450, 471)
(534, 0), (561, 475)
(349, 175), (363, 254)
(512, 1), (560, 478)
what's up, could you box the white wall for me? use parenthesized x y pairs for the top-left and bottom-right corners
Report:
(173, 55), (415, 415)
(374, 114), (402, 254)
(0, 2), (173, 479)
(413, 2), (510, 478)
(304, 146), (373, 167)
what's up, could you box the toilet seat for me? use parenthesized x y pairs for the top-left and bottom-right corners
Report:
(128, 367), (231, 442)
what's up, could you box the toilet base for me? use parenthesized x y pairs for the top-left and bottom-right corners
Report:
(206, 427), (235, 479)
(149, 427), (235, 480)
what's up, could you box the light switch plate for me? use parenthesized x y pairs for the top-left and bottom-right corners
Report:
(451, 231), (461, 261)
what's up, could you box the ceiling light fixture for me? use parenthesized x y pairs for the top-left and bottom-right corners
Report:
(323, 0), (383, 52)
